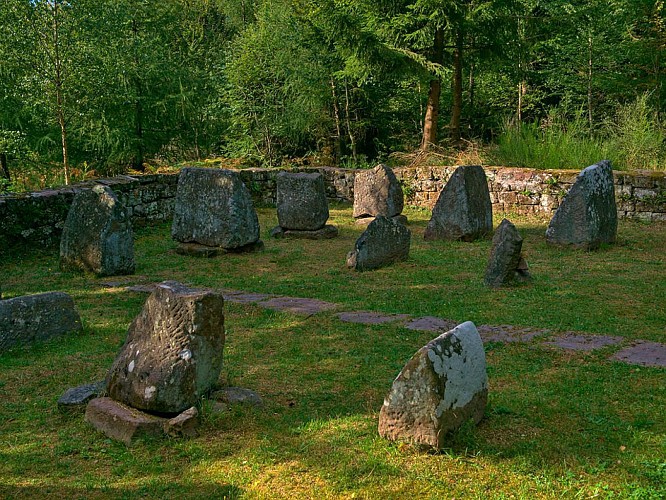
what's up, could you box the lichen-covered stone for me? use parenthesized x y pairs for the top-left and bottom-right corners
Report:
(378, 321), (488, 449)
(163, 407), (200, 438)
(347, 216), (410, 271)
(546, 160), (617, 250)
(484, 219), (531, 287)
(424, 165), (492, 241)
(353, 164), (404, 218)
(276, 172), (329, 230)
(106, 281), (225, 414)
(171, 168), (260, 249)
(85, 397), (166, 445)
(57, 381), (106, 414)
(0, 292), (82, 352)
(59, 185), (135, 276)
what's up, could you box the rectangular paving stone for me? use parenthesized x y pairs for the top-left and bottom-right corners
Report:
(337, 311), (411, 325)
(611, 341), (666, 368)
(543, 333), (623, 351)
(257, 297), (338, 316)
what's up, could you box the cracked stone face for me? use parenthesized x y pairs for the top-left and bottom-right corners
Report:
(378, 321), (488, 449)
(353, 164), (404, 219)
(276, 172), (329, 231)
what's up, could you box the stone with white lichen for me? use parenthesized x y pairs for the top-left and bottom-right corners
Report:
(378, 321), (488, 449)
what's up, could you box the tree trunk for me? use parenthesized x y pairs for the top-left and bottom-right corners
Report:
(131, 20), (145, 172)
(0, 153), (9, 181)
(450, 27), (464, 144)
(52, 1), (70, 185)
(587, 32), (593, 128)
(344, 79), (357, 161)
(421, 28), (445, 150)
(330, 78), (342, 164)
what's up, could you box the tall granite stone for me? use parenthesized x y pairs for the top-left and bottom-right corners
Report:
(424, 165), (492, 242)
(546, 160), (617, 250)
(59, 185), (135, 276)
(353, 164), (404, 219)
(346, 216), (410, 271)
(171, 168), (260, 250)
(0, 292), (82, 352)
(484, 219), (531, 287)
(106, 281), (225, 414)
(378, 321), (488, 449)
(276, 172), (329, 230)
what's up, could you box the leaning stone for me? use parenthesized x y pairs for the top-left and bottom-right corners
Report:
(163, 407), (200, 438)
(353, 164), (404, 219)
(57, 381), (106, 414)
(484, 219), (531, 287)
(276, 172), (329, 230)
(59, 184), (135, 276)
(85, 397), (166, 445)
(270, 225), (338, 240)
(211, 387), (263, 407)
(424, 165), (492, 242)
(378, 321), (488, 449)
(546, 160), (617, 250)
(347, 216), (410, 271)
(0, 292), (82, 352)
(106, 281), (225, 415)
(171, 167), (260, 250)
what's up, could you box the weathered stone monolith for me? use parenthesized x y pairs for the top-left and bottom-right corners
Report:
(347, 216), (410, 271)
(59, 185), (135, 276)
(276, 172), (329, 230)
(378, 321), (488, 449)
(171, 168), (261, 251)
(106, 281), (225, 414)
(424, 165), (492, 241)
(545, 160), (617, 250)
(353, 164), (404, 219)
(0, 292), (82, 352)
(484, 219), (531, 287)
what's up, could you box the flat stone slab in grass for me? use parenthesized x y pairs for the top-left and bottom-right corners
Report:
(270, 225), (338, 240)
(257, 296), (338, 316)
(544, 333), (623, 351)
(404, 316), (459, 333)
(611, 341), (666, 368)
(126, 284), (159, 294)
(85, 397), (166, 445)
(211, 387), (263, 407)
(337, 311), (411, 325)
(176, 241), (264, 257)
(477, 324), (548, 343)
(222, 291), (275, 304)
(58, 381), (106, 414)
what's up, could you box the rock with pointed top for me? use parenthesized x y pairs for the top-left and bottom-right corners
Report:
(484, 219), (531, 287)
(353, 164), (404, 219)
(347, 216), (410, 271)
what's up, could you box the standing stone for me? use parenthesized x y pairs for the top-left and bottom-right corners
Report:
(106, 281), (225, 414)
(60, 185), (135, 276)
(378, 321), (488, 449)
(424, 165), (492, 242)
(546, 160), (617, 250)
(171, 168), (261, 250)
(353, 164), (404, 219)
(347, 216), (410, 271)
(276, 172), (329, 230)
(484, 219), (531, 287)
(0, 292), (82, 352)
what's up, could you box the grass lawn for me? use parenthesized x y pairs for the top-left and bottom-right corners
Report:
(1, 204), (665, 499)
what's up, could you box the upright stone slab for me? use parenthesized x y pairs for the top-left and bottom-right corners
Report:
(484, 219), (531, 287)
(353, 164), (404, 219)
(546, 160), (617, 250)
(276, 172), (329, 230)
(0, 292), (82, 352)
(346, 216), (410, 271)
(171, 167), (260, 250)
(378, 321), (488, 449)
(106, 281), (225, 414)
(60, 185), (135, 276)
(424, 165), (492, 242)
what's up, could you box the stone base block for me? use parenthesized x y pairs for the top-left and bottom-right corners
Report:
(163, 407), (200, 438)
(270, 225), (338, 239)
(176, 240), (264, 257)
(85, 397), (166, 445)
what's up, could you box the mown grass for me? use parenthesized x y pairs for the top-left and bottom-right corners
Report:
(1, 204), (665, 499)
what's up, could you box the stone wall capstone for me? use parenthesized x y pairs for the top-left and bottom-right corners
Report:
(1, 166), (664, 249)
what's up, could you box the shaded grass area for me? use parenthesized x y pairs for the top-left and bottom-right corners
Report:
(1, 204), (665, 498)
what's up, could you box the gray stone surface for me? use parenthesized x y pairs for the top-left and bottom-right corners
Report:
(212, 387), (263, 407)
(0, 292), (82, 352)
(484, 219), (531, 287)
(544, 333), (623, 351)
(404, 316), (459, 333)
(270, 225), (338, 240)
(355, 214), (408, 226)
(337, 311), (411, 325)
(424, 165), (493, 242)
(546, 160), (617, 250)
(163, 407), (200, 438)
(257, 296), (338, 316)
(106, 281), (225, 414)
(477, 325), (548, 343)
(611, 341), (666, 367)
(276, 172), (329, 230)
(171, 167), (260, 249)
(353, 164), (404, 219)
(57, 381), (106, 414)
(378, 321), (488, 449)
(85, 397), (166, 445)
(59, 185), (135, 276)
(347, 216), (411, 271)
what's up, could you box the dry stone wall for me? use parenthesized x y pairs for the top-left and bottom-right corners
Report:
(1, 166), (664, 248)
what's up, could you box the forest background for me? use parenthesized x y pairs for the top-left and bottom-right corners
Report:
(0, 0), (664, 192)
